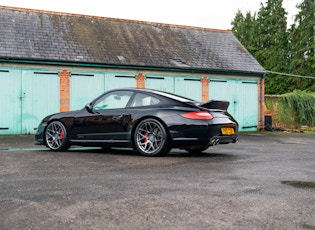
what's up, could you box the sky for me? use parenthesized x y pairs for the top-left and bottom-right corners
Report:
(0, 0), (301, 30)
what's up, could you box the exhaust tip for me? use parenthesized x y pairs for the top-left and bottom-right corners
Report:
(215, 139), (220, 145)
(233, 137), (239, 143)
(209, 138), (219, 146)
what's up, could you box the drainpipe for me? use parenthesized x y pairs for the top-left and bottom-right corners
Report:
(260, 74), (266, 131)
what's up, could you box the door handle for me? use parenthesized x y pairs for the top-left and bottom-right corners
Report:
(112, 115), (123, 121)
(19, 92), (26, 100)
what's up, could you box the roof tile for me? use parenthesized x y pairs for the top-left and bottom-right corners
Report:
(0, 6), (266, 74)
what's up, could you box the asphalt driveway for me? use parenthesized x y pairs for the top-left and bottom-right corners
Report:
(0, 132), (314, 229)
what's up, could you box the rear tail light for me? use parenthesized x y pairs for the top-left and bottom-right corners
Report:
(181, 111), (213, 120)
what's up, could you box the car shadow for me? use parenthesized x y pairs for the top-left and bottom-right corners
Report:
(168, 151), (236, 159)
(61, 146), (237, 159)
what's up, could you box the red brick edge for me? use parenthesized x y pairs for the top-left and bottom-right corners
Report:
(136, 73), (145, 88)
(201, 77), (209, 102)
(59, 70), (70, 112)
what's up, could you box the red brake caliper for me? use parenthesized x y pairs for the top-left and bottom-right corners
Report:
(59, 129), (64, 140)
(143, 132), (148, 143)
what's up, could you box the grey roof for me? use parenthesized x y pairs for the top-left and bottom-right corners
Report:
(0, 6), (266, 75)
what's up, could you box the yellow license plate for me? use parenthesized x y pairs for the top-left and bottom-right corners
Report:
(221, 127), (235, 135)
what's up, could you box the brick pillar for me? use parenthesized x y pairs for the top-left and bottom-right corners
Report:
(136, 73), (145, 88)
(59, 70), (70, 112)
(258, 77), (265, 130)
(201, 77), (209, 102)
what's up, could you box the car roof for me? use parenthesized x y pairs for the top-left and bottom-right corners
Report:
(113, 87), (195, 103)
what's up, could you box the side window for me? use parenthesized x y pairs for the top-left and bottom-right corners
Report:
(130, 93), (161, 107)
(93, 91), (133, 110)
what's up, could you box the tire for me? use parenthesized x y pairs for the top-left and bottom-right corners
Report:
(45, 121), (70, 151)
(134, 118), (171, 156)
(184, 146), (209, 153)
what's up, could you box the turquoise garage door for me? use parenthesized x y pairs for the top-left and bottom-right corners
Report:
(210, 78), (258, 131)
(21, 70), (60, 134)
(145, 74), (175, 93)
(0, 68), (59, 134)
(174, 76), (202, 101)
(145, 75), (202, 101)
(70, 72), (137, 110)
(0, 68), (22, 134)
(104, 73), (136, 91)
(70, 72), (105, 110)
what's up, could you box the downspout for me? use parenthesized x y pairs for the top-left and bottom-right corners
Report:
(260, 74), (266, 130)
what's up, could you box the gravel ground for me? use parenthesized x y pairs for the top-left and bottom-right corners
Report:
(0, 132), (314, 230)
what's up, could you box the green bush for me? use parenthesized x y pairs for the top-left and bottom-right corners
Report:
(282, 91), (315, 127)
(265, 91), (315, 128)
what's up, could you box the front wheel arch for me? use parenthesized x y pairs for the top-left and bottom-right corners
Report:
(44, 120), (70, 151)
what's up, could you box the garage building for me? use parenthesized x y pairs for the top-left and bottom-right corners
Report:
(0, 6), (266, 135)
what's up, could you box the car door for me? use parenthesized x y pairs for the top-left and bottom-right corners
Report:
(71, 90), (133, 142)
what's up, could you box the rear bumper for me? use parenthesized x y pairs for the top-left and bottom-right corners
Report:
(169, 123), (238, 148)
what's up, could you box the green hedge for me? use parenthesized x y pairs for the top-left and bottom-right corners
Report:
(265, 91), (315, 129)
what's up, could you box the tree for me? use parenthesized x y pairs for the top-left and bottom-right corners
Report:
(231, 9), (245, 36)
(231, 0), (315, 94)
(289, 0), (315, 91)
(255, 0), (291, 94)
(232, 10), (258, 54)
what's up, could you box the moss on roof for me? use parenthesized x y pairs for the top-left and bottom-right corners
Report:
(0, 6), (266, 75)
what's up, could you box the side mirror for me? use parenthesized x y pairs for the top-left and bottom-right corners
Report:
(85, 103), (93, 113)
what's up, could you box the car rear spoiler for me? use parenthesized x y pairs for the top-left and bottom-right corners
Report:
(200, 100), (230, 111)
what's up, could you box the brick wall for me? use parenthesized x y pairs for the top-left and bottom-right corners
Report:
(136, 73), (145, 88)
(201, 77), (209, 102)
(59, 70), (70, 112)
(258, 78), (265, 130)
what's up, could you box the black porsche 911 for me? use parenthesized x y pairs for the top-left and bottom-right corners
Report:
(35, 88), (238, 156)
